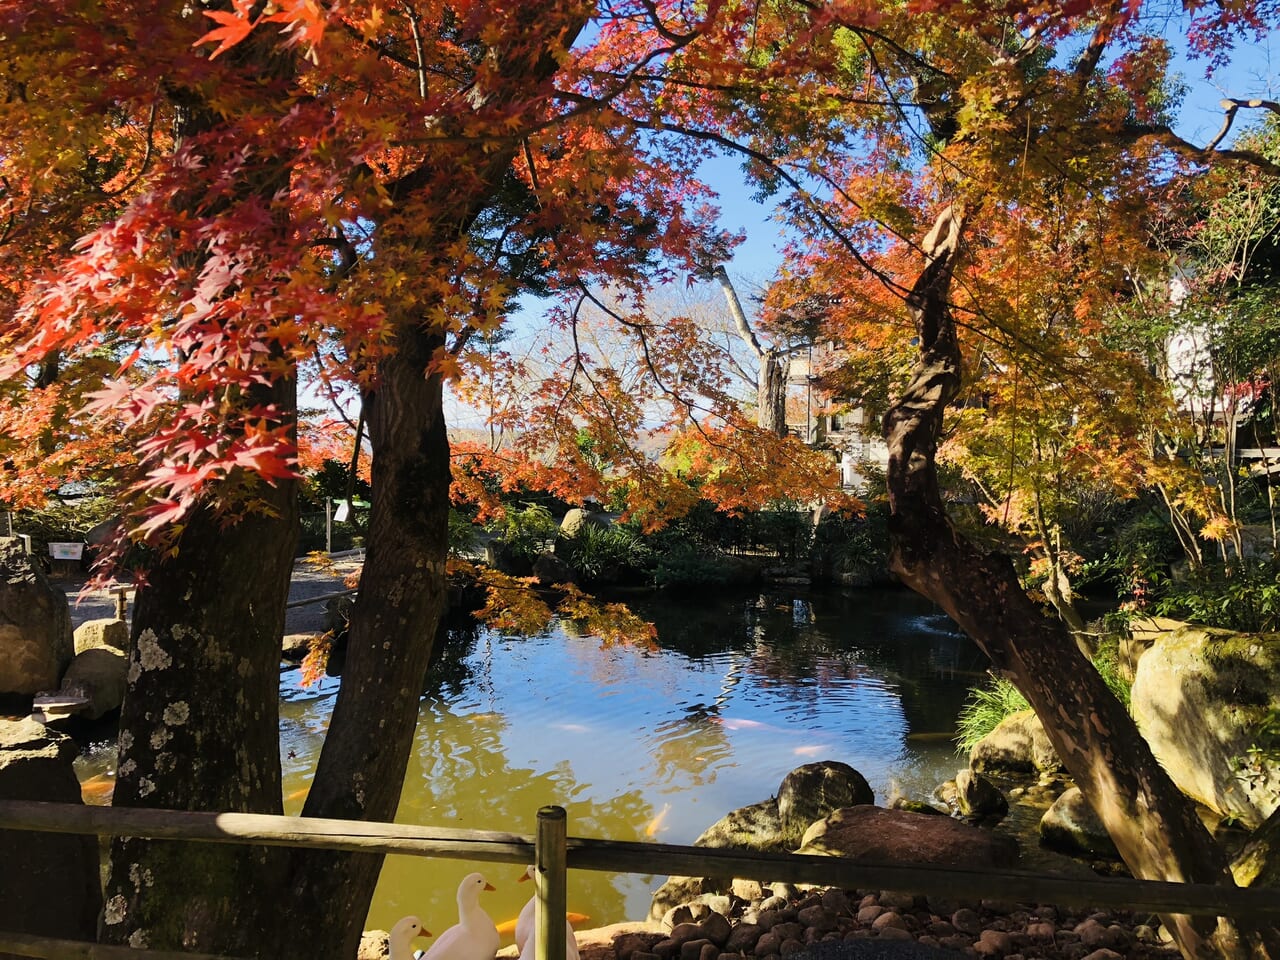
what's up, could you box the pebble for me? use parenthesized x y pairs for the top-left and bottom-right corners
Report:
(600, 884), (1181, 960)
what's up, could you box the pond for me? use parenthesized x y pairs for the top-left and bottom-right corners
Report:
(274, 585), (990, 940)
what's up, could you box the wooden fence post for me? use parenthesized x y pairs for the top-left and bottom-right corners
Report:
(535, 806), (568, 960)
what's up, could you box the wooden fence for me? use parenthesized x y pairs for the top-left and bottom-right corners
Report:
(1, 799), (1278, 960)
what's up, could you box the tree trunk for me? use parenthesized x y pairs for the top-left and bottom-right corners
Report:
(103, 458), (298, 954)
(882, 206), (1279, 960)
(715, 265), (789, 436)
(275, 321), (452, 960)
(759, 349), (790, 438)
(101, 28), (301, 953)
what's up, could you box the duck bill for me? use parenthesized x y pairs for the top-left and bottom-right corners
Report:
(484, 882), (496, 891)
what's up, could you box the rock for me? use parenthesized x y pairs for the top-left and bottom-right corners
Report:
(58, 646), (128, 719)
(888, 798), (946, 816)
(358, 929), (390, 960)
(533, 550), (577, 586)
(777, 762), (874, 846)
(695, 799), (786, 851)
(1131, 625), (1280, 827)
(561, 508), (611, 538)
(955, 769), (1008, 820)
(951, 909), (983, 936)
(614, 931), (668, 960)
(73, 617), (129, 655)
(974, 929), (1014, 957)
(797, 806), (1020, 869)
(969, 710), (1061, 774)
(0, 717), (101, 940)
(282, 632), (316, 662)
(1039, 787), (1119, 859)
(732, 879), (765, 902)
(0, 538), (74, 697)
(701, 913), (733, 946)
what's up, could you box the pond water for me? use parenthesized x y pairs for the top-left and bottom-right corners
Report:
(277, 585), (990, 940)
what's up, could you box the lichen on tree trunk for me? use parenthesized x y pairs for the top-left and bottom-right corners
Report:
(103, 475), (298, 954)
(881, 205), (1280, 960)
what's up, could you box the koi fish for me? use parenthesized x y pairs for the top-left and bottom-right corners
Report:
(285, 786), (311, 802)
(708, 717), (773, 731)
(496, 913), (590, 937)
(79, 774), (115, 804)
(792, 745), (828, 757)
(645, 802), (672, 837)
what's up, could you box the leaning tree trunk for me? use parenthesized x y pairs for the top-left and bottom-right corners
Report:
(271, 12), (589, 956)
(275, 321), (452, 960)
(715, 265), (789, 436)
(882, 205), (1279, 960)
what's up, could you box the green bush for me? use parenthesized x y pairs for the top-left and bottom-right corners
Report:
(955, 674), (1029, 753)
(653, 541), (734, 589)
(13, 495), (118, 557)
(557, 522), (651, 583)
(488, 502), (559, 562)
(1154, 560), (1280, 633)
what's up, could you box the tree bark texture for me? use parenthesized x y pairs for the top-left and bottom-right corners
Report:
(101, 26), (302, 955)
(104, 470), (298, 955)
(273, 11), (590, 956)
(277, 322), (452, 960)
(881, 206), (1279, 960)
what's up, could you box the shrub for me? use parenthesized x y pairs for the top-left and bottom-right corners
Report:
(489, 502), (559, 563)
(1153, 560), (1280, 633)
(653, 541), (734, 589)
(557, 523), (652, 584)
(955, 674), (1029, 753)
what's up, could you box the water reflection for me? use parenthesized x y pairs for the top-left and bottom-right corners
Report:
(281, 586), (984, 935)
(77, 585), (986, 940)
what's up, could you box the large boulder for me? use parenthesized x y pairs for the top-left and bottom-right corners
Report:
(0, 717), (101, 940)
(59, 647), (129, 720)
(797, 804), (1020, 868)
(650, 799), (787, 920)
(1131, 625), (1280, 828)
(969, 709), (1061, 774)
(954, 769), (1008, 820)
(0, 537), (74, 698)
(1039, 786), (1119, 859)
(777, 761), (874, 846)
(692, 798), (786, 852)
(560, 508), (611, 538)
(73, 617), (129, 655)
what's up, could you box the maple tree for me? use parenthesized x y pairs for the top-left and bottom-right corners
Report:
(1, 2), (839, 957)
(674, 2), (1280, 958)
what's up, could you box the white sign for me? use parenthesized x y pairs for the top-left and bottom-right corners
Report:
(332, 500), (350, 523)
(48, 542), (84, 560)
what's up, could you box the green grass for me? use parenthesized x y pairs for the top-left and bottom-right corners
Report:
(955, 638), (1134, 753)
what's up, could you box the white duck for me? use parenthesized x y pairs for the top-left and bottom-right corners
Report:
(422, 872), (500, 960)
(388, 916), (432, 960)
(514, 866), (580, 960)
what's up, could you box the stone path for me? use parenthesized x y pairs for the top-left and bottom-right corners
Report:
(60, 551), (365, 636)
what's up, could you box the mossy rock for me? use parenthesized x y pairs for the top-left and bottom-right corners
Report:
(1131, 626), (1280, 829)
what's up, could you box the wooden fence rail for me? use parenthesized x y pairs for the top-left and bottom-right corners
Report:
(2, 798), (1279, 960)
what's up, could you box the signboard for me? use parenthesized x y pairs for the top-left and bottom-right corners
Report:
(332, 500), (350, 522)
(48, 542), (84, 560)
